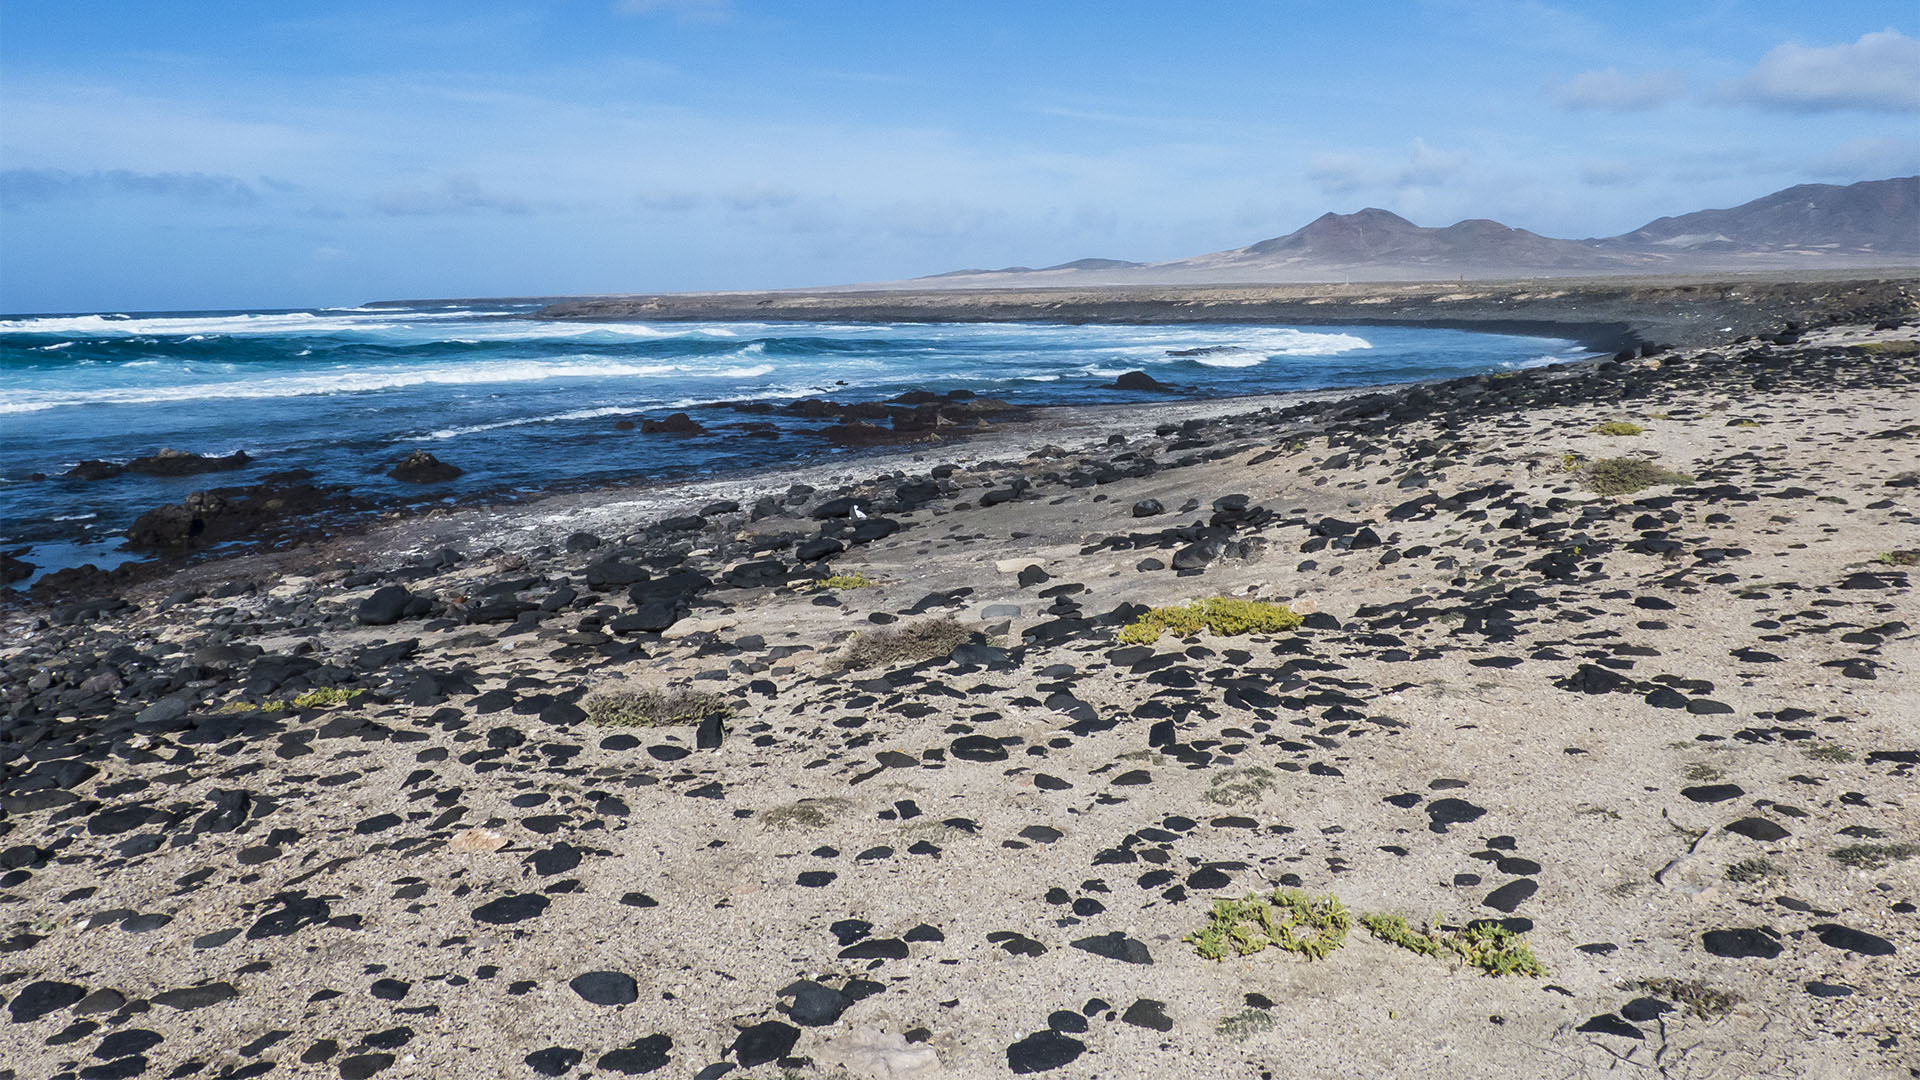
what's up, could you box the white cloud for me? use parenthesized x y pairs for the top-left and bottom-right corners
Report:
(1395, 138), (1470, 186)
(1553, 67), (1684, 111)
(1723, 29), (1920, 112)
(1306, 153), (1369, 195)
(0, 168), (261, 205)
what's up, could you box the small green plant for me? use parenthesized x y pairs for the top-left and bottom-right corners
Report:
(834, 618), (973, 670)
(1188, 888), (1350, 961)
(1362, 913), (1546, 977)
(584, 687), (732, 727)
(215, 699), (285, 714)
(1560, 452), (1587, 472)
(1875, 550), (1918, 567)
(1830, 842), (1918, 870)
(1452, 923), (1547, 977)
(1583, 457), (1690, 496)
(288, 688), (362, 709)
(818, 573), (877, 590)
(1592, 421), (1644, 436)
(1633, 978), (1740, 1019)
(1118, 597), (1303, 645)
(1359, 912), (1445, 957)
(1684, 763), (1724, 781)
(1725, 857), (1783, 884)
(1801, 743), (1854, 763)
(1215, 1009), (1276, 1040)
(1729, 419), (1762, 428)
(1202, 765), (1276, 807)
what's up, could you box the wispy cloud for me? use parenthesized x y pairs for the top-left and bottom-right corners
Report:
(0, 167), (261, 205)
(1722, 29), (1920, 112)
(370, 177), (531, 216)
(1553, 68), (1684, 112)
(613, 0), (731, 22)
(1306, 139), (1472, 195)
(1806, 136), (1920, 180)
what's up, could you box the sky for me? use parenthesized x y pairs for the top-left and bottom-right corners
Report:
(2, 1), (1917, 313)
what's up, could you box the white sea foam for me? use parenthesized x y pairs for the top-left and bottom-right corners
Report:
(0, 355), (781, 414)
(415, 405), (638, 441)
(1188, 352), (1264, 368)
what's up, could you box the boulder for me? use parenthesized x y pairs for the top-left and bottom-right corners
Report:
(640, 412), (706, 435)
(1109, 370), (1175, 392)
(388, 451), (463, 483)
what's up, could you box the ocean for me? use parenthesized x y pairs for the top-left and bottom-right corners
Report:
(0, 303), (1588, 583)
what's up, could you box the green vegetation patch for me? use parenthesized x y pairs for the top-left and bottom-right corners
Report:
(1582, 457), (1691, 496)
(1800, 743), (1854, 763)
(760, 797), (851, 831)
(1215, 1009), (1276, 1040)
(818, 573), (877, 590)
(1725, 857), (1784, 884)
(835, 618), (973, 670)
(1830, 842), (1919, 871)
(584, 687), (732, 727)
(1119, 597), (1303, 646)
(1188, 888), (1350, 961)
(1633, 978), (1741, 1020)
(1859, 340), (1920, 356)
(1361, 913), (1546, 977)
(1592, 421), (1644, 436)
(1202, 765), (1276, 807)
(219, 688), (364, 713)
(1876, 550), (1919, 567)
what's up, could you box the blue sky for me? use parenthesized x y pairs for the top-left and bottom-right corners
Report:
(2, 1), (1916, 312)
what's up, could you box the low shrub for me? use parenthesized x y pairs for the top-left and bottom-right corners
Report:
(584, 687), (732, 727)
(1830, 842), (1918, 870)
(1361, 913), (1546, 977)
(818, 573), (877, 590)
(1188, 889), (1349, 961)
(1583, 457), (1690, 496)
(1592, 421), (1644, 436)
(1119, 597), (1303, 645)
(835, 618), (973, 670)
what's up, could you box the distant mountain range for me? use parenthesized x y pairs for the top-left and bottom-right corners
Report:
(916, 176), (1918, 286)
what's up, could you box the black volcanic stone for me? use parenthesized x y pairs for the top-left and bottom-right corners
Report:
(1806, 981), (1855, 998)
(1701, 927), (1781, 959)
(1724, 817), (1790, 842)
(1680, 784), (1745, 803)
(598, 1035), (673, 1074)
(94, 1028), (164, 1058)
(1121, 998), (1174, 1031)
(1070, 931), (1153, 964)
(1008, 1029), (1084, 1073)
(1811, 923), (1895, 956)
(950, 735), (1008, 762)
(152, 982), (237, 1010)
(525, 1047), (585, 1076)
(732, 1021), (800, 1067)
(840, 938), (909, 960)
(369, 978), (409, 1001)
(571, 971), (639, 1006)
(1482, 879), (1538, 913)
(1425, 798), (1486, 833)
(9, 979), (86, 1023)
(338, 1052), (396, 1079)
(248, 893), (330, 940)
(1575, 1013), (1643, 1039)
(784, 981), (850, 1026)
(1620, 997), (1674, 1022)
(472, 893), (549, 924)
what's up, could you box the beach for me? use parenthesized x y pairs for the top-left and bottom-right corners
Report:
(1, 285), (1917, 1078)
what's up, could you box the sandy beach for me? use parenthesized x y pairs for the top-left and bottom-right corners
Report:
(2, 289), (1917, 1079)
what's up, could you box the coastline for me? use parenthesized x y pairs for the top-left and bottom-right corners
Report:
(1, 308), (1916, 1076)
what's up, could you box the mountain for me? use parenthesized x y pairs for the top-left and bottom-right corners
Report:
(1601, 177), (1919, 255)
(912, 177), (1918, 286)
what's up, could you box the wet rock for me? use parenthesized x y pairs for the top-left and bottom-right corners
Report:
(641, 412), (706, 435)
(126, 448), (252, 477)
(387, 451), (462, 483)
(1108, 371), (1174, 392)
